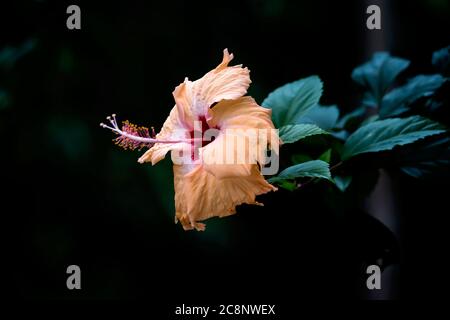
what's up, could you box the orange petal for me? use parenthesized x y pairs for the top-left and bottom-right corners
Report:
(138, 105), (190, 165)
(194, 48), (251, 109)
(173, 49), (251, 122)
(200, 97), (278, 179)
(173, 163), (276, 231)
(141, 49), (252, 165)
(208, 96), (274, 130)
(172, 79), (196, 130)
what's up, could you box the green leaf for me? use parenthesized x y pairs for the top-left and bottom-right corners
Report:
(352, 52), (410, 101)
(432, 46), (450, 75)
(360, 115), (379, 126)
(380, 75), (446, 117)
(268, 160), (332, 183)
(361, 92), (377, 109)
(278, 180), (297, 191)
(398, 136), (450, 178)
(334, 176), (352, 192)
(426, 99), (444, 112)
(297, 104), (340, 130)
(262, 76), (323, 127)
(279, 124), (327, 144)
(341, 116), (445, 160)
(337, 106), (366, 129)
(330, 130), (349, 141)
(318, 148), (332, 163)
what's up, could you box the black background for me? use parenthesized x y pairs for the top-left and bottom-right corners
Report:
(2, 0), (450, 309)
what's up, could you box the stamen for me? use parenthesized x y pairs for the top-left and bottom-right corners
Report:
(100, 114), (201, 151)
(151, 126), (156, 138)
(115, 120), (154, 150)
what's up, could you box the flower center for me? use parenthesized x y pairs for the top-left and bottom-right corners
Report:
(189, 116), (219, 160)
(190, 116), (218, 147)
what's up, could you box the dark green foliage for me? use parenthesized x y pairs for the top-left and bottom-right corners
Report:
(318, 148), (332, 163)
(262, 76), (322, 127)
(334, 175), (352, 192)
(278, 123), (327, 144)
(380, 75), (446, 117)
(297, 104), (340, 130)
(351, 52), (410, 106)
(341, 116), (445, 160)
(266, 48), (449, 192)
(397, 136), (450, 178)
(432, 46), (450, 75)
(268, 160), (331, 184)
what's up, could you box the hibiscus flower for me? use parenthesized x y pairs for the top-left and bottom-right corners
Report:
(101, 49), (278, 231)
